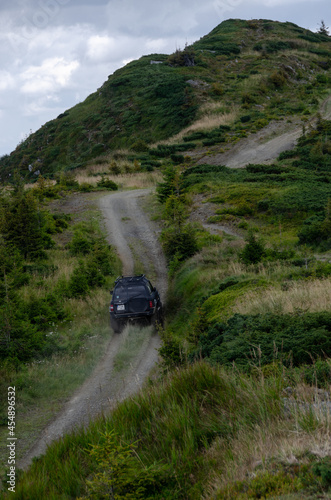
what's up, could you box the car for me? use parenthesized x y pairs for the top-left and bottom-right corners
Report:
(109, 275), (163, 333)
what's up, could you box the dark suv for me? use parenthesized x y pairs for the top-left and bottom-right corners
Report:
(109, 275), (163, 333)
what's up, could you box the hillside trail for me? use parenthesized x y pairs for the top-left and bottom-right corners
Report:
(18, 188), (167, 470)
(189, 94), (331, 235)
(194, 94), (331, 168)
(17, 96), (331, 470)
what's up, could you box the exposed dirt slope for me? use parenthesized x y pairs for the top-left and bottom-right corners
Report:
(188, 95), (331, 233)
(18, 188), (166, 470)
(191, 95), (331, 169)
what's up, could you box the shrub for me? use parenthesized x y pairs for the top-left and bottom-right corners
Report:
(300, 360), (331, 388)
(131, 140), (149, 152)
(170, 153), (184, 164)
(68, 261), (90, 298)
(161, 223), (198, 263)
(57, 172), (79, 189)
(0, 190), (52, 260)
(69, 232), (94, 255)
(191, 311), (331, 369)
(240, 233), (265, 264)
(96, 177), (118, 190)
(312, 458), (331, 487)
(183, 131), (209, 142)
(85, 258), (106, 288)
(156, 166), (183, 203)
(298, 217), (331, 249)
(79, 182), (94, 192)
(269, 70), (288, 88)
(84, 430), (170, 499)
(167, 45), (196, 67)
(240, 114), (251, 123)
(254, 40), (294, 53)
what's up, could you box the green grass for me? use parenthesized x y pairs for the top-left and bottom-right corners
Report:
(0, 193), (122, 477)
(3, 361), (331, 499)
(0, 315), (111, 476)
(1, 19), (331, 181)
(1, 17), (331, 499)
(113, 324), (154, 373)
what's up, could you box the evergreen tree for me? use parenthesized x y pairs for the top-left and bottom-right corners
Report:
(0, 190), (48, 259)
(240, 232), (266, 264)
(318, 20), (329, 36)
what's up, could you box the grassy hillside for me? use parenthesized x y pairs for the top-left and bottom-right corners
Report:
(1, 18), (331, 499)
(3, 363), (331, 499)
(0, 19), (331, 181)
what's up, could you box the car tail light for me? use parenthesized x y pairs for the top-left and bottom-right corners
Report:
(149, 300), (153, 308)
(110, 304), (114, 312)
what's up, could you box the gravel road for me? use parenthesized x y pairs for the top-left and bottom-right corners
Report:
(18, 188), (167, 470)
(18, 96), (331, 470)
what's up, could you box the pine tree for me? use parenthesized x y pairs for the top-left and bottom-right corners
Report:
(318, 20), (329, 36)
(0, 191), (47, 259)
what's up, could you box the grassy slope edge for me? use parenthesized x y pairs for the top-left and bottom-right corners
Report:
(1, 17), (331, 500)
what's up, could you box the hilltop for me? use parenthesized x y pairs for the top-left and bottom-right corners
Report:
(1, 18), (331, 500)
(0, 18), (331, 180)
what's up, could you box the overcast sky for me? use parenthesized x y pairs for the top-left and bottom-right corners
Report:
(0, 0), (330, 157)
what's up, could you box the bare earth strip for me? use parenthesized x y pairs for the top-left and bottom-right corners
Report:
(18, 96), (331, 470)
(18, 188), (167, 470)
(194, 95), (331, 169)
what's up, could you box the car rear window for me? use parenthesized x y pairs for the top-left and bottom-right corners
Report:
(114, 285), (147, 300)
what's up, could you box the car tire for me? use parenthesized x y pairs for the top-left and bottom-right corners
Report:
(110, 316), (122, 334)
(149, 307), (163, 330)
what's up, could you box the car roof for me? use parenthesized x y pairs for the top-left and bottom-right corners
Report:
(114, 275), (150, 286)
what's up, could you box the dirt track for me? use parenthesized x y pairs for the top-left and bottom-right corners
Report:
(18, 188), (167, 470)
(18, 95), (331, 470)
(193, 95), (331, 169)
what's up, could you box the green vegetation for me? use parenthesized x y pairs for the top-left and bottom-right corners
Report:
(1, 18), (331, 181)
(0, 184), (121, 475)
(0, 186), (119, 364)
(3, 362), (331, 499)
(190, 311), (331, 371)
(1, 17), (331, 499)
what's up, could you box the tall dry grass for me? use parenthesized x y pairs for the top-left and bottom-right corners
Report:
(76, 171), (163, 189)
(205, 399), (331, 497)
(151, 104), (240, 146)
(8, 361), (330, 499)
(235, 278), (331, 316)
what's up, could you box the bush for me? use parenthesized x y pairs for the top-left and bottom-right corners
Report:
(240, 233), (265, 264)
(240, 115), (251, 123)
(96, 177), (118, 190)
(269, 70), (288, 88)
(254, 41), (294, 53)
(191, 311), (331, 370)
(161, 224), (198, 263)
(79, 182), (94, 192)
(69, 232), (94, 255)
(156, 166), (183, 203)
(57, 172), (79, 189)
(131, 140), (149, 152)
(68, 261), (90, 298)
(183, 131), (209, 142)
(167, 45), (196, 67)
(300, 360), (331, 388)
(170, 154), (184, 164)
(298, 214), (331, 249)
(0, 190), (52, 260)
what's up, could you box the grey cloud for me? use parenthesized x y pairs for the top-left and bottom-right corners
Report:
(0, 0), (330, 156)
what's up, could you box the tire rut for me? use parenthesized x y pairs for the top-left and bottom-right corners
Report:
(18, 188), (166, 470)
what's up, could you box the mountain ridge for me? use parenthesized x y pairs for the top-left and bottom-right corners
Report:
(0, 18), (330, 181)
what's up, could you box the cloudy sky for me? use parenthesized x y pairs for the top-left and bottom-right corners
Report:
(0, 0), (330, 157)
